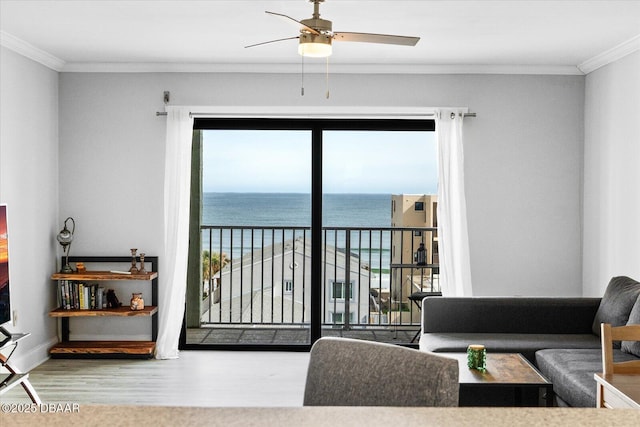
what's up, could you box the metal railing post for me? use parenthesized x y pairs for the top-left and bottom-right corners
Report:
(344, 230), (351, 331)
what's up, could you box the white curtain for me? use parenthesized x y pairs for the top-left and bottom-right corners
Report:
(436, 109), (473, 296)
(155, 107), (194, 359)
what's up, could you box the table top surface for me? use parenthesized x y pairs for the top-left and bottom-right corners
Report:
(594, 373), (640, 408)
(0, 332), (30, 352)
(2, 406), (639, 427)
(442, 353), (551, 386)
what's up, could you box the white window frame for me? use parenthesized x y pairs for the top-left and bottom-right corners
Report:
(330, 311), (356, 325)
(330, 280), (354, 301)
(284, 279), (293, 294)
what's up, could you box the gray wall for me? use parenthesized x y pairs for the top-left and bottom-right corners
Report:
(0, 47), (60, 370)
(59, 72), (585, 300)
(0, 59), (590, 365)
(583, 50), (640, 296)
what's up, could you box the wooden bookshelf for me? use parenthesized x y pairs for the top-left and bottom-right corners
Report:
(52, 271), (158, 281)
(49, 341), (156, 357)
(50, 256), (158, 359)
(49, 306), (158, 317)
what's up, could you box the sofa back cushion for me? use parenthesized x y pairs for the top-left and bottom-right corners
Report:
(591, 276), (640, 339)
(621, 294), (640, 357)
(422, 297), (601, 334)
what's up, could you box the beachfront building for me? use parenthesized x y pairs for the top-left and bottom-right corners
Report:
(202, 236), (384, 328)
(390, 194), (439, 322)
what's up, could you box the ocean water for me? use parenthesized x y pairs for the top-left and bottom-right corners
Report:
(202, 193), (391, 227)
(201, 193), (392, 268)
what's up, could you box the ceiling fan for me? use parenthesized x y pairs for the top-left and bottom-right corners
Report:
(245, 0), (420, 58)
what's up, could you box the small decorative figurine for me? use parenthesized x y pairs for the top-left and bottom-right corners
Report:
(106, 289), (122, 308)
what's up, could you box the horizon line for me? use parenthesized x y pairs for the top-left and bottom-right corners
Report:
(202, 191), (436, 195)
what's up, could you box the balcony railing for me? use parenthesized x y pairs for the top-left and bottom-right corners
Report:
(200, 226), (439, 331)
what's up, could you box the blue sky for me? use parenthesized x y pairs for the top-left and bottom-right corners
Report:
(202, 130), (437, 194)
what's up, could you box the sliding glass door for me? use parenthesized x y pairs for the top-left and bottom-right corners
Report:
(188, 127), (313, 347)
(183, 119), (435, 350)
(321, 130), (438, 342)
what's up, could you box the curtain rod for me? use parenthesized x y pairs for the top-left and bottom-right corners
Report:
(155, 111), (477, 118)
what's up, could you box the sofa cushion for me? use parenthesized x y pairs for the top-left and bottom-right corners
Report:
(535, 348), (639, 407)
(621, 295), (640, 357)
(592, 276), (640, 341)
(419, 333), (601, 364)
(422, 297), (601, 334)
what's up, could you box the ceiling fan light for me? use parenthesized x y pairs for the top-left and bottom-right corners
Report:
(298, 33), (332, 57)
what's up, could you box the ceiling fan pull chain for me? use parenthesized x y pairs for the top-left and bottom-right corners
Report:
(301, 54), (305, 96)
(326, 56), (330, 99)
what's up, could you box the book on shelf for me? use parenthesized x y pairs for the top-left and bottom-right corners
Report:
(59, 280), (71, 310)
(97, 286), (105, 309)
(71, 281), (78, 309)
(58, 281), (106, 310)
(78, 283), (85, 309)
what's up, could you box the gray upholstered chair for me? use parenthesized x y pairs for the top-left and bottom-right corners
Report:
(303, 337), (459, 407)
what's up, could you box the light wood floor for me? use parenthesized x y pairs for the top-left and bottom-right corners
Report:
(1, 351), (310, 407)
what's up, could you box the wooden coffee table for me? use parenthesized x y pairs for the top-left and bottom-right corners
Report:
(442, 353), (554, 407)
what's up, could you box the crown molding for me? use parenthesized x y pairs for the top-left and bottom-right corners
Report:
(0, 31), (66, 71)
(60, 61), (583, 75)
(578, 34), (640, 74)
(0, 31), (585, 76)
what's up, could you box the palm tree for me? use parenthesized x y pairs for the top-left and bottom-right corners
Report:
(202, 250), (228, 282)
(202, 250), (229, 302)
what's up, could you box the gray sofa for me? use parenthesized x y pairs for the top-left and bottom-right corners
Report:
(418, 276), (640, 407)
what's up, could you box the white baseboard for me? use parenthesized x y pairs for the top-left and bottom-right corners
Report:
(8, 335), (58, 372)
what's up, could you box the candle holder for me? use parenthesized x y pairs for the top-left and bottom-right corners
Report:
(129, 248), (139, 273)
(467, 344), (487, 371)
(138, 253), (147, 274)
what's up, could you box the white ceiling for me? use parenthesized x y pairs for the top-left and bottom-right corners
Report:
(1, 0), (639, 74)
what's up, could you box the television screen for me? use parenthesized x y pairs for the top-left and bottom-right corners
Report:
(0, 204), (11, 328)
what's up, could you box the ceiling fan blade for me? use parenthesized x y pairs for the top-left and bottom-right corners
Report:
(333, 32), (420, 46)
(265, 11), (321, 35)
(245, 36), (300, 49)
